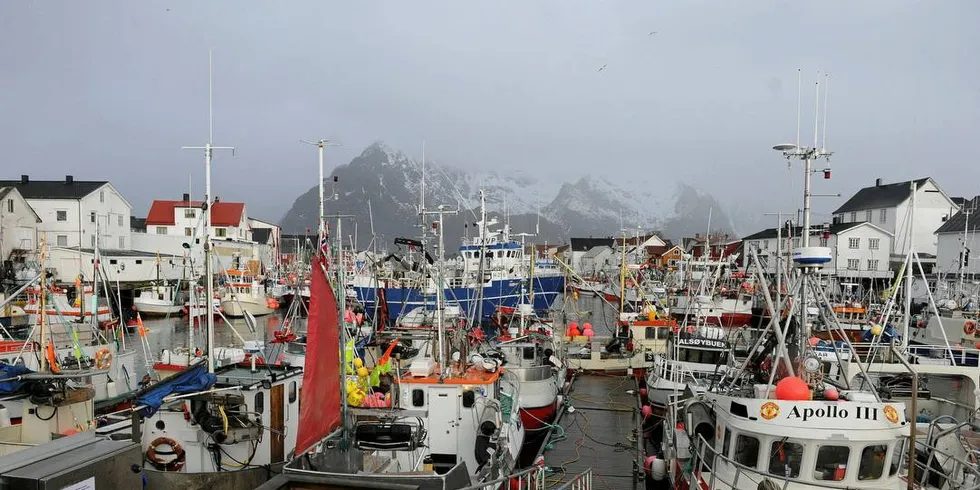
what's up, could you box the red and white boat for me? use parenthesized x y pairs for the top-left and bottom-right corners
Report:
(671, 292), (754, 329)
(23, 285), (117, 328)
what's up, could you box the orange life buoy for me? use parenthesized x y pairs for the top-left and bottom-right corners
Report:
(146, 437), (186, 471)
(45, 343), (60, 374)
(964, 320), (977, 336)
(95, 347), (113, 369)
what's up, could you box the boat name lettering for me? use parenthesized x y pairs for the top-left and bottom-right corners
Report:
(785, 405), (879, 421)
(677, 338), (726, 348)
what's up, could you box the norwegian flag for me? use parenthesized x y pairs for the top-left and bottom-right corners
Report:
(318, 229), (329, 258)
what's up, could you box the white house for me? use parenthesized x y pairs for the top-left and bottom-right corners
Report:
(568, 237), (614, 274)
(934, 195), (979, 277)
(742, 221), (893, 280)
(0, 175), (133, 252)
(832, 177), (959, 261)
(144, 195), (251, 241)
(249, 217), (282, 270)
(46, 247), (185, 284)
(579, 245), (615, 277)
(0, 187), (41, 262)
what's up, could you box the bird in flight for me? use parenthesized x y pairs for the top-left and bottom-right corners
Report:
(597, 64), (607, 72)
(648, 30), (658, 35)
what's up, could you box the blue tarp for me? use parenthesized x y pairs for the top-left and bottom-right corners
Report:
(862, 324), (900, 342)
(0, 364), (33, 394)
(136, 363), (217, 417)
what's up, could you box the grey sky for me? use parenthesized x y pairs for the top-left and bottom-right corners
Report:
(2, 1), (978, 225)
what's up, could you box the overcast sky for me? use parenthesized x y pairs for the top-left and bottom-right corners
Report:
(2, 1), (978, 224)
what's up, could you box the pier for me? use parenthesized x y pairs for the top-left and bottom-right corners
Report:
(538, 373), (644, 489)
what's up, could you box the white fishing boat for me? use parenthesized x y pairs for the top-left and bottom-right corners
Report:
(646, 325), (733, 408)
(220, 268), (277, 317)
(134, 284), (183, 316)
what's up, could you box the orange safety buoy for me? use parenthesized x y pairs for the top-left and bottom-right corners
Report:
(45, 342), (60, 374)
(95, 347), (113, 369)
(964, 320), (977, 336)
(146, 437), (186, 471)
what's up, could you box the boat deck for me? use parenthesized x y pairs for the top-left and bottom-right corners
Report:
(539, 373), (642, 489)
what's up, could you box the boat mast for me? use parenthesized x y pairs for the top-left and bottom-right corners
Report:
(91, 217), (100, 331)
(182, 51), (235, 374)
(959, 206), (972, 302)
(474, 190), (487, 324)
(39, 239), (48, 371)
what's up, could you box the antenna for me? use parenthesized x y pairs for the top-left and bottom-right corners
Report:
(209, 50), (213, 143)
(796, 68), (802, 149)
(813, 72), (820, 150)
(821, 73), (829, 151)
(301, 139), (342, 240)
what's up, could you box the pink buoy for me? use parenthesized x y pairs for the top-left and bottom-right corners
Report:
(582, 328), (595, 338)
(344, 309), (354, 323)
(824, 386), (839, 401)
(639, 387), (648, 398)
(644, 455), (657, 474)
(641, 405), (653, 419)
(356, 313), (364, 325)
(582, 322), (592, 331)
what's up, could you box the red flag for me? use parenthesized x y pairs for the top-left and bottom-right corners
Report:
(295, 254), (341, 454)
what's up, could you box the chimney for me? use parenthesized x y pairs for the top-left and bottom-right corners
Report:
(65, 175), (73, 184)
(20, 175), (28, 184)
(182, 193), (190, 202)
(875, 178), (882, 187)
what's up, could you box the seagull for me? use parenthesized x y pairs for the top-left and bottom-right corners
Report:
(648, 30), (658, 35)
(597, 64), (607, 72)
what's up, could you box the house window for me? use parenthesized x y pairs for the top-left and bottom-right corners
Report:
(792, 238), (800, 248)
(117, 215), (123, 227)
(5, 199), (11, 213)
(156, 227), (168, 235)
(848, 237), (860, 249)
(100, 190), (104, 203)
(185, 227), (193, 236)
(819, 236), (828, 247)
(879, 209), (887, 224)
(109, 259), (118, 265)
(135, 259), (143, 265)
(215, 228), (227, 237)
(869, 238), (879, 250)
(847, 259), (859, 270)
(763, 240), (769, 250)
(184, 209), (196, 218)
(865, 210), (873, 222)
(90, 235), (96, 247)
(56, 235), (68, 247)
(868, 259), (879, 271)
(56, 210), (67, 221)
(89, 211), (95, 223)
(119, 236), (125, 249)
(849, 212), (857, 222)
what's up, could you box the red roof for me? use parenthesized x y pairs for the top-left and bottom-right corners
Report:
(145, 200), (245, 227)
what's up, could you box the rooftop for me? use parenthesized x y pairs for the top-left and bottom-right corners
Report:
(0, 175), (108, 200)
(935, 196), (980, 235)
(832, 177), (931, 214)
(145, 199), (246, 227)
(742, 221), (881, 241)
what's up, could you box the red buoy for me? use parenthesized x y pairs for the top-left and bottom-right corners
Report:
(775, 376), (811, 401)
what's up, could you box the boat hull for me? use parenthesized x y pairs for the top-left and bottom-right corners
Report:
(221, 299), (275, 317)
(353, 275), (564, 323)
(134, 300), (183, 316)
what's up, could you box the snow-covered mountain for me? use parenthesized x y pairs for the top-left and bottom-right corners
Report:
(279, 141), (736, 247)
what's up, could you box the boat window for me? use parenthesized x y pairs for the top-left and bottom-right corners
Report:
(722, 428), (731, 457)
(255, 392), (265, 414)
(289, 381), (297, 404)
(645, 327), (656, 340)
(734, 434), (760, 468)
(814, 445), (850, 481)
(858, 444), (887, 480)
(768, 440), (804, 478)
(889, 440), (904, 476)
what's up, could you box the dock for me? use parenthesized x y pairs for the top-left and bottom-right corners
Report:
(538, 373), (643, 489)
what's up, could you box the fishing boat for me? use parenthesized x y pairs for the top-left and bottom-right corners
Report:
(220, 268), (277, 317)
(351, 192), (564, 324)
(646, 325), (732, 408)
(134, 283), (184, 316)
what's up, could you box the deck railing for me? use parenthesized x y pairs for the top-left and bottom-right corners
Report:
(458, 465), (546, 490)
(551, 469), (593, 490)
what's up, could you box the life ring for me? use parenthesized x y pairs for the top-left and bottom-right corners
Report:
(964, 321), (977, 336)
(146, 437), (185, 471)
(95, 348), (113, 369)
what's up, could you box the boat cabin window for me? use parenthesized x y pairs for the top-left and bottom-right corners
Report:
(722, 428), (731, 457)
(646, 327), (656, 340)
(289, 381), (297, 404)
(814, 445), (850, 481)
(678, 348), (725, 365)
(255, 392), (265, 414)
(768, 440), (804, 478)
(734, 434), (760, 468)
(889, 440), (904, 476)
(858, 444), (887, 480)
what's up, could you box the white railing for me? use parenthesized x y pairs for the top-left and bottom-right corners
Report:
(552, 468), (593, 490)
(458, 464), (546, 490)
